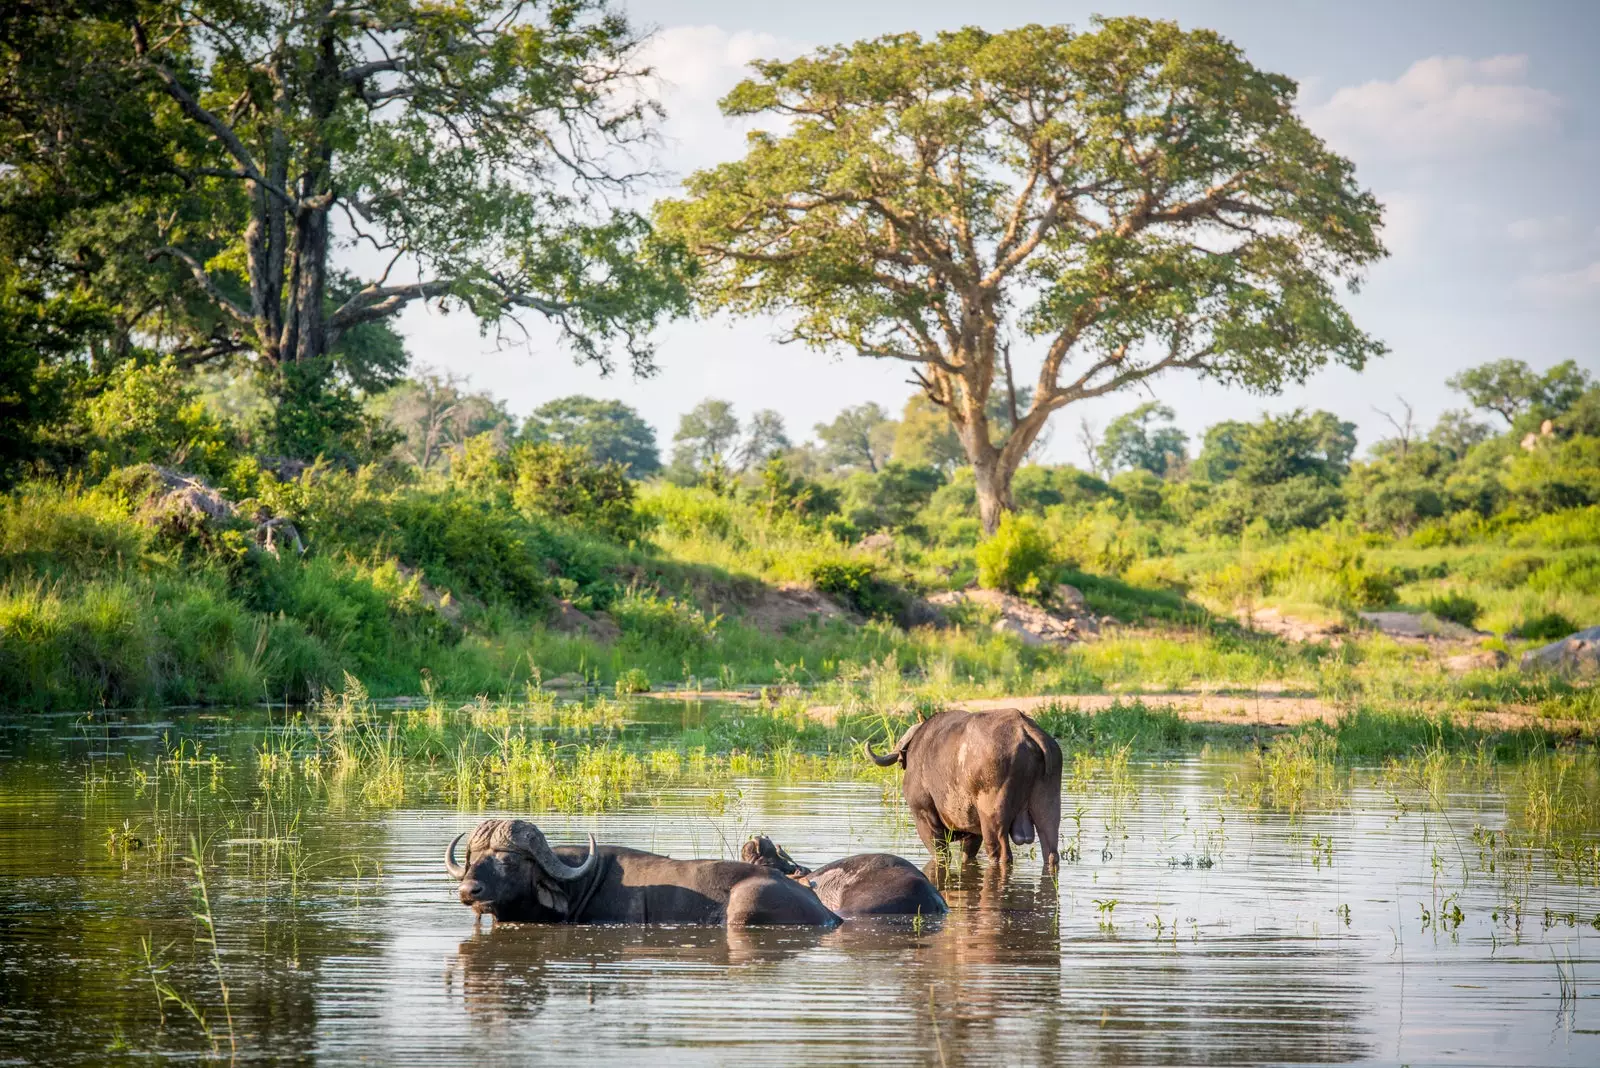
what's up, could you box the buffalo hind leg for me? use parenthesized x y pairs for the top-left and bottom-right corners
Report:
(913, 808), (954, 867)
(1031, 778), (1062, 868)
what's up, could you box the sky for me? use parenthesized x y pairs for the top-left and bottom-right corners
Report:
(386, 0), (1600, 467)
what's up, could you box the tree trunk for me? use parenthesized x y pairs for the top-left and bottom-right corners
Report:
(973, 450), (1018, 536)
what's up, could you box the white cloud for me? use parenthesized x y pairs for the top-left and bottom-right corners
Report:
(1376, 191), (1426, 257)
(1306, 54), (1561, 158)
(1517, 261), (1600, 304)
(637, 25), (806, 179)
(1507, 215), (1573, 243)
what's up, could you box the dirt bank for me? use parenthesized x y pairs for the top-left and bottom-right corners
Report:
(805, 691), (1589, 736)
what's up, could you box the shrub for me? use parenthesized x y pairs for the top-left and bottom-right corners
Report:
(1527, 552), (1600, 595)
(83, 359), (237, 480)
(614, 667), (651, 695)
(1509, 612), (1576, 642)
(809, 558), (895, 617)
(510, 442), (641, 541)
(610, 589), (717, 658)
(976, 513), (1056, 598)
(1424, 592), (1480, 628)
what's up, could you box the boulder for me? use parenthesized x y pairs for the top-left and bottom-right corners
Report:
(855, 531), (895, 554)
(1358, 611), (1485, 642)
(549, 599), (621, 643)
(930, 587), (1093, 647)
(1519, 626), (1600, 677)
(1443, 648), (1509, 673)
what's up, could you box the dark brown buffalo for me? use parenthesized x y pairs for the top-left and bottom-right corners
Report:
(741, 835), (947, 918)
(446, 819), (840, 927)
(867, 708), (1062, 866)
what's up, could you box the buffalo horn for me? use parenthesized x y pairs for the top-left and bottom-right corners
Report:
(525, 830), (598, 882)
(445, 832), (467, 879)
(864, 739), (900, 767)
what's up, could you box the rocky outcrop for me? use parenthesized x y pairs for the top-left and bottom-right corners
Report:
(548, 599), (621, 643)
(1520, 626), (1600, 676)
(1236, 607), (1348, 644)
(927, 586), (1099, 647)
(742, 583), (858, 635)
(114, 464), (305, 556)
(1358, 611), (1486, 642)
(1443, 648), (1509, 673)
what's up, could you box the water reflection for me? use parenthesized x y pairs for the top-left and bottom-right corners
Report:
(0, 708), (1595, 1066)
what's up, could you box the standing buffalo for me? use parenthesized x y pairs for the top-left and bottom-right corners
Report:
(741, 835), (947, 918)
(868, 708), (1062, 866)
(447, 819), (840, 927)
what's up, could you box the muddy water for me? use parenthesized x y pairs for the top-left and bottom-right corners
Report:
(0, 708), (1596, 1066)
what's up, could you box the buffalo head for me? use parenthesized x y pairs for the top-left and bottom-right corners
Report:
(741, 835), (811, 877)
(446, 819), (597, 922)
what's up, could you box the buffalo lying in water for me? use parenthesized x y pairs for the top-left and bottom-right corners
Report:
(447, 819), (840, 927)
(868, 708), (1062, 866)
(741, 835), (947, 918)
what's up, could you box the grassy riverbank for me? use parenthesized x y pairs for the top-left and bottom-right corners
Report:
(1, 463), (1596, 729)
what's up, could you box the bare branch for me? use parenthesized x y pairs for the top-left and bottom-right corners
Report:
(148, 246), (252, 325)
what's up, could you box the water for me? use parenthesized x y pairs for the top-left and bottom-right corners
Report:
(1, 706), (1596, 1065)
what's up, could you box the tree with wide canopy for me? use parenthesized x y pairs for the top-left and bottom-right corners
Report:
(657, 17), (1386, 532)
(1, 0), (686, 455)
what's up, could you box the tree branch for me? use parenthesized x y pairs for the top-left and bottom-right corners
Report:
(148, 246), (252, 326)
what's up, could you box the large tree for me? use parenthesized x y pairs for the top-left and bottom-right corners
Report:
(3, 0), (686, 452)
(520, 395), (660, 473)
(657, 18), (1385, 532)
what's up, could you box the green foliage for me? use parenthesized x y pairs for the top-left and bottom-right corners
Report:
(1503, 436), (1600, 512)
(521, 396), (660, 475)
(614, 667), (651, 695)
(658, 17), (1386, 522)
(83, 360), (237, 479)
(510, 441), (641, 542)
(814, 402), (896, 473)
(609, 589), (717, 658)
(840, 463), (943, 533)
(1424, 592), (1480, 628)
(976, 513), (1057, 598)
(1448, 359), (1592, 426)
(1511, 613), (1577, 642)
(0, 271), (105, 485)
(1098, 403), (1188, 477)
(809, 558), (889, 616)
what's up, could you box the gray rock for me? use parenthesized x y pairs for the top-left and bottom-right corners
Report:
(1443, 648), (1508, 673)
(1519, 626), (1600, 676)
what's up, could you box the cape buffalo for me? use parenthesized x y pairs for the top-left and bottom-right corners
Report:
(741, 835), (947, 918)
(446, 819), (841, 927)
(867, 708), (1062, 867)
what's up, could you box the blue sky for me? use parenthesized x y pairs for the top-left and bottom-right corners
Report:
(392, 0), (1600, 465)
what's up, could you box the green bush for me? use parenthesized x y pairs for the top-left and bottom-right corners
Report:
(510, 441), (641, 541)
(1510, 613), (1576, 642)
(614, 667), (651, 695)
(609, 589), (717, 658)
(1424, 592), (1480, 628)
(809, 558), (895, 617)
(976, 513), (1056, 598)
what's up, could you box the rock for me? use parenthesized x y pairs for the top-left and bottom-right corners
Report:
(542, 673), (587, 690)
(931, 587), (1089, 647)
(1520, 626), (1600, 676)
(549, 599), (621, 643)
(393, 563), (470, 623)
(743, 583), (857, 635)
(855, 531), (895, 554)
(1358, 611), (1485, 642)
(895, 596), (948, 631)
(1238, 607), (1348, 644)
(1053, 584), (1087, 611)
(1443, 648), (1509, 673)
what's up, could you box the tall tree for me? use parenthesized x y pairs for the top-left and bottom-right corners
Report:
(739, 408), (790, 470)
(815, 402), (896, 473)
(657, 18), (1385, 532)
(670, 398), (741, 479)
(1448, 359), (1591, 426)
(373, 370), (512, 471)
(1097, 402), (1187, 477)
(4, 0), (687, 453)
(520, 395), (660, 474)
